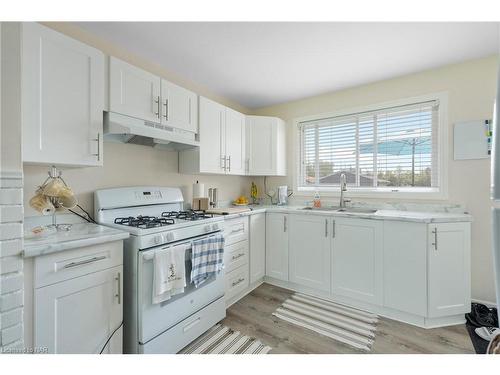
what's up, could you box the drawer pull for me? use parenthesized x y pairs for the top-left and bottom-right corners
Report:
(63, 256), (106, 269)
(231, 253), (245, 261)
(230, 226), (245, 235)
(231, 278), (245, 287)
(183, 317), (201, 332)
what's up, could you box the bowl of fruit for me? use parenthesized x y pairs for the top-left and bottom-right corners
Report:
(233, 195), (249, 206)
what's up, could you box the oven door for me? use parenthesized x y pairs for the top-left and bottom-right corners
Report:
(137, 235), (225, 344)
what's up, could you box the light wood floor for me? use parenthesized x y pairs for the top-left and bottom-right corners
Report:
(221, 283), (475, 354)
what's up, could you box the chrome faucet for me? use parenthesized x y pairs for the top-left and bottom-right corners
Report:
(339, 172), (351, 209)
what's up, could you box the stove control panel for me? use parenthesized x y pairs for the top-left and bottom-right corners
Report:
(135, 190), (163, 201)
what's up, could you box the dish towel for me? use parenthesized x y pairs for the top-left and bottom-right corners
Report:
(191, 234), (225, 288)
(152, 243), (188, 304)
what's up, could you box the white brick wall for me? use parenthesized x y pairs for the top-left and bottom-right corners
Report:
(0, 173), (24, 352)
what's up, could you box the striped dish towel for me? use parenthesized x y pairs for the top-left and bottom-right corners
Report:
(191, 234), (225, 287)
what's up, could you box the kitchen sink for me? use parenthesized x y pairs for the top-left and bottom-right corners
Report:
(301, 206), (377, 214)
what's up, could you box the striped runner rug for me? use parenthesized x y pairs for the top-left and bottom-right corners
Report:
(179, 324), (272, 354)
(273, 293), (378, 351)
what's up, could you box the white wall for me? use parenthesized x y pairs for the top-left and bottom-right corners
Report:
(23, 142), (253, 216)
(252, 56), (499, 304)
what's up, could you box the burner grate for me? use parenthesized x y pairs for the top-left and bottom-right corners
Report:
(161, 210), (214, 221)
(114, 215), (175, 228)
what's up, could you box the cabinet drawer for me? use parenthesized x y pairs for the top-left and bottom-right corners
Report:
(142, 296), (226, 354)
(225, 265), (249, 302)
(34, 241), (123, 288)
(223, 217), (249, 246)
(224, 241), (249, 273)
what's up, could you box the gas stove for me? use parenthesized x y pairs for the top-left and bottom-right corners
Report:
(94, 187), (224, 249)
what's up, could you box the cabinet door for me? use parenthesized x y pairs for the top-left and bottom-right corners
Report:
(160, 79), (198, 133)
(289, 215), (331, 292)
(383, 221), (427, 316)
(246, 116), (276, 175)
(199, 97), (226, 174)
(225, 108), (246, 175)
(109, 57), (161, 123)
(332, 218), (383, 305)
(22, 22), (104, 166)
(428, 223), (471, 318)
(265, 213), (289, 281)
(35, 266), (123, 354)
(250, 213), (266, 283)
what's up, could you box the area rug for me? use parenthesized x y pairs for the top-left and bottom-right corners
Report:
(273, 293), (378, 351)
(179, 324), (272, 354)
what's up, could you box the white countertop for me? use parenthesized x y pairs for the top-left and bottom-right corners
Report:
(23, 223), (129, 258)
(217, 205), (472, 223)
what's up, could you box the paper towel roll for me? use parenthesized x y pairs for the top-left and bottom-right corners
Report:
(193, 181), (205, 198)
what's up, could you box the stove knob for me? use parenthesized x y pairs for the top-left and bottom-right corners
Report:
(166, 232), (175, 242)
(204, 225), (212, 232)
(153, 235), (162, 245)
(212, 223), (219, 231)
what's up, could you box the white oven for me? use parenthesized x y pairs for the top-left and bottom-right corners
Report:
(136, 234), (225, 353)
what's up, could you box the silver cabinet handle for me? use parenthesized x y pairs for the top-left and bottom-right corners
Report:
(283, 216), (287, 232)
(245, 158), (250, 174)
(64, 256), (106, 269)
(155, 96), (160, 118)
(332, 220), (336, 238)
(163, 99), (168, 120)
(115, 272), (121, 304)
(325, 219), (328, 237)
(92, 133), (100, 161)
(227, 156), (231, 172)
(231, 253), (245, 261)
(432, 228), (438, 250)
(231, 278), (245, 287)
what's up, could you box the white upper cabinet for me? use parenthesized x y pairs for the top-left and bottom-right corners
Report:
(160, 79), (198, 133)
(332, 218), (383, 306)
(197, 96), (226, 174)
(289, 215), (331, 292)
(225, 108), (246, 175)
(179, 96), (246, 175)
(22, 23), (105, 167)
(246, 116), (286, 176)
(427, 222), (471, 318)
(109, 57), (198, 133)
(109, 57), (161, 123)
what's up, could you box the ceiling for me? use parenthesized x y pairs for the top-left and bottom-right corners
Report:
(76, 22), (499, 109)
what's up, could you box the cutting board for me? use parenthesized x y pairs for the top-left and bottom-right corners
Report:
(206, 207), (251, 215)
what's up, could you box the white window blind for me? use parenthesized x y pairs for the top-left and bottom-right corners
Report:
(298, 100), (440, 191)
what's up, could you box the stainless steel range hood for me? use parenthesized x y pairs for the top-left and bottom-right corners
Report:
(103, 111), (199, 150)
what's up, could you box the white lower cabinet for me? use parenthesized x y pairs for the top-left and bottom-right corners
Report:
(289, 215), (331, 292)
(427, 222), (471, 318)
(265, 213), (289, 282)
(33, 242), (123, 353)
(249, 213), (266, 283)
(332, 218), (383, 306)
(261, 211), (471, 328)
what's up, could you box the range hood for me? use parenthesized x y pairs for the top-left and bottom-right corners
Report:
(103, 111), (199, 150)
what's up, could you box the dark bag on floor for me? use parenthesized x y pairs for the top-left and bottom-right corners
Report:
(465, 303), (499, 328)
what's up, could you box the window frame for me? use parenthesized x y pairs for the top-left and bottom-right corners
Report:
(293, 92), (449, 200)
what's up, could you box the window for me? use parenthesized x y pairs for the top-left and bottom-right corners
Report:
(298, 99), (441, 193)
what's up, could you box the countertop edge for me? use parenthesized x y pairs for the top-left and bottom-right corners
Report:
(23, 231), (129, 258)
(218, 207), (473, 223)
